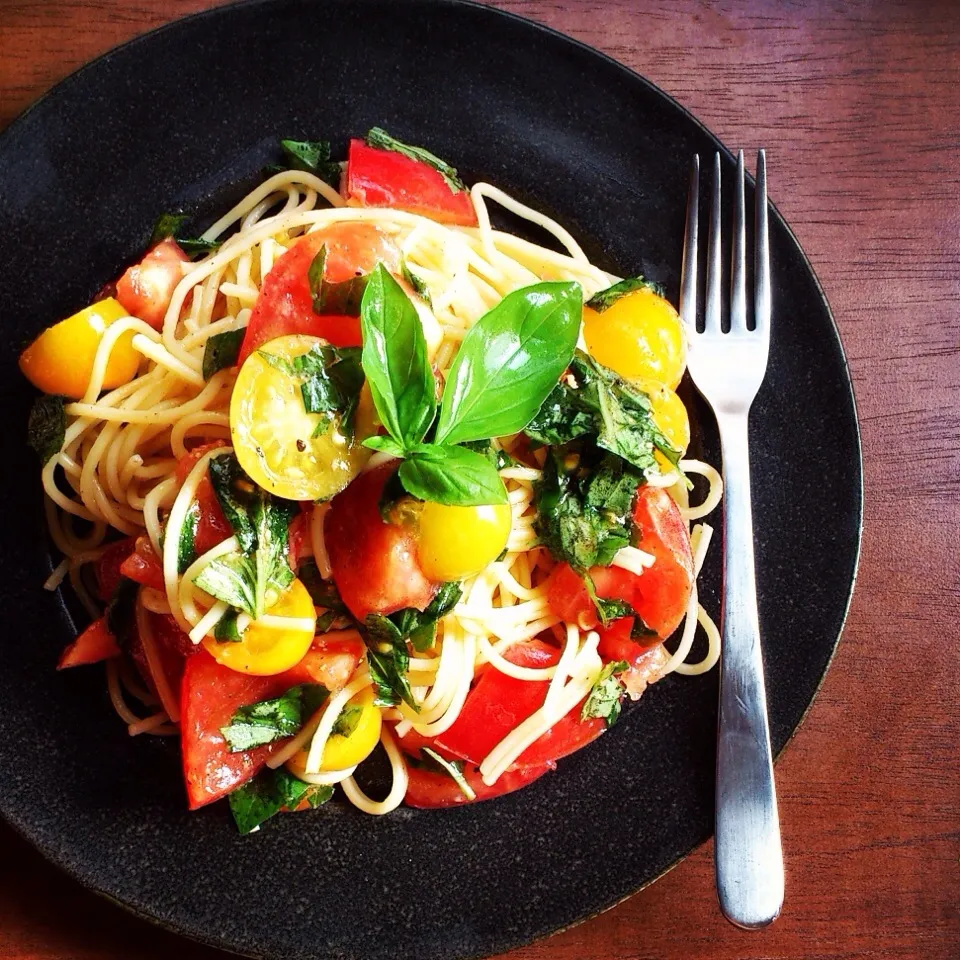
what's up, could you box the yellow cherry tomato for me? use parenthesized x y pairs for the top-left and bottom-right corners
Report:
(19, 297), (140, 399)
(202, 578), (316, 676)
(637, 380), (690, 472)
(582, 287), (687, 388)
(417, 501), (512, 582)
(230, 334), (376, 501)
(286, 687), (382, 773)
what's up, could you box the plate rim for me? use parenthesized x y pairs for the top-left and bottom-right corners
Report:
(0, 0), (864, 956)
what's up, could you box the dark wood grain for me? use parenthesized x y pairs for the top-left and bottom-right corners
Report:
(1, 1), (958, 958)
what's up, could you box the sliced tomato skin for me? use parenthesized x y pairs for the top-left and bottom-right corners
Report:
(119, 536), (165, 592)
(346, 139), (478, 227)
(94, 537), (137, 602)
(433, 638), (604, 768)
(236, 223), (400, 366)
(57, 616), (120, 669)
(405, 761), (554, 809)
(115, 238), (189, 330)
(545, 487), (694, 643)
(325, 462), (437, 621)
(180, 635), (363, 809)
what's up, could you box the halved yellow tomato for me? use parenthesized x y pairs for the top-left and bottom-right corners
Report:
(582, 287), (686, 388)
(638, 380), (690, 470)
(285, 687), (382, 773)
(202, 578), (316, 676)
(19, 297), (140, 399)
(229, 333), (376, 501)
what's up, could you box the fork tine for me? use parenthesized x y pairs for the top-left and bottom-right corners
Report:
(730, 150), (747, 332)
(704, 152), (722, 333)
(754, 149), (771, 334)
(680, 155), (699, 329)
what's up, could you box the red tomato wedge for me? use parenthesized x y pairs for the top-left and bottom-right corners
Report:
(346, 138), (478, 227)
(434, 639), (605, 767)
(404, 761), (554, 809)
(236, 223), (400, 366)
(120, 536), (165, 592)
(94, 537), (137, 602)
(116, 237), (189, 330)
(57, 617), (120, 669)
(546, 487), (694, 644)
(181, 631), (365, 809)
(326, 462), (437, 621)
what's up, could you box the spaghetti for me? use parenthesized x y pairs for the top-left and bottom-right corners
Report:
(24, 130), (722, 829)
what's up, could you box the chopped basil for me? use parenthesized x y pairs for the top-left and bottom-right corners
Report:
(177, 504), (199, 575)
(220, 683), (328, 752)
(214, 608), (242, 642)
(202, 327), (246, 379)
(585, 580), (635, 629)
(331, 704), (362, 738)
(400, 258), (432, 307)
(365, 127), (466, 193)
(363, 613), (418, 710)
(229, 767), (333, 834)
(282, 341), (365, 440)
(27, 395), (66, 464)
(586, 276), (665, 312)
(278, 139), (341, 188)
(194, 453), (297, 619)
(372, 581), (462, 655)
(149, 211), (221, 258)
(307, 245), (370, 317)
(461, 439), (519, 472)
(581, 660), (629, 727)
(525, 350), (682, 479)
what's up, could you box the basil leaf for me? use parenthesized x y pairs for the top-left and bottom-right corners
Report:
(375, 581), (462, 656)
(434, 281), (582, 446)
(220, 683), (329, 752)
(307, 245), (370, 317)
(398, 445), (507, 507)
(581, 660), (629, 727)
(202, 453), (297, 618)
(364, 614), (418, 710)
(292, 343), (365, 438)
(401, 258), (432, 307)
(583, 574), (635, 628)
(27, 395), (66, 464)
(366, 127), (465, 193)
(229, 767), (333, 834)
(461, 438), (518, 471)
(360, 264), (437, 449)
(202, 327), (246, 379)
(332, 704), (363, 738)
(298, 559), (350, 617)
(586, 276), (665, 312)
(279, 138), (341, 188)
(631, 617), (658, 641)
(421, 748), (476, 800)
(149, 211), (220, 258)
(177, 504), (198, 575)
(215, 608), (242, 642)
(363, 435), (406, 457)
(534, 449), (638, 571)
(257, 349), (295, 375)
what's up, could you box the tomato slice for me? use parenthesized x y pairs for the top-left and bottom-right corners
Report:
(119, 536), (165, 592)
(57, 617), (120, 669)
(236, 223), (400, 366)
(325, 462), (437, 621)
(545, 487), (694, 644)
(404, 761), (554, 809)
(345, 139), (478, 227)
(115, 238), (189, 330)
(181, 633), (364, 809)
(94, 537), (137, 602)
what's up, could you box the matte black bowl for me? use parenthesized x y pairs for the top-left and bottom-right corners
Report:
(0, 2), (862, 958)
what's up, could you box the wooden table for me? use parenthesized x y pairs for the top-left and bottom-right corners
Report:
(1, 1), (957, 957)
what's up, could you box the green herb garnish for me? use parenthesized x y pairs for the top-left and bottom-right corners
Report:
(150, 212), (220, 258)
(278, 139), (342, 188)
(202, 327), (246, 380)
(586, 276), (665, 312)
(365, 127), (465, 193)
(229, 767), (333, 834)
(581, 660), (629, 727)
(27, 395), (66, 464)
(220, 683), (329, 752)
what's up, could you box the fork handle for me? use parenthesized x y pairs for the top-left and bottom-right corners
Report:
(714, 412), (784, 929)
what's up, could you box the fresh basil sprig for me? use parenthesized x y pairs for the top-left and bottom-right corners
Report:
(359, 265), (581, 508)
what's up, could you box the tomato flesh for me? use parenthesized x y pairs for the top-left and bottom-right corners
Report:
(325, 462), (437, 621)
(181, 634), (364, 809)
(57, 617), (120, 669)
(94, 537), (137, 602)
(116, 238), (189, 330)
(119, 536), (165, 592)
(545, 487), (694, 645)
(236, 223), (400, 366)
(346, 139), (478, 227)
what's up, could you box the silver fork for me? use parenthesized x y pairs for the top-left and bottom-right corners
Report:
(680, 150), (784, 928)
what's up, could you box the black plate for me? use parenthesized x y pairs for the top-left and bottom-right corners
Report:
(0, 1), (862, 958)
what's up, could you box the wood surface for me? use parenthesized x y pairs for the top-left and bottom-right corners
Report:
(1, 0), (958, 958)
